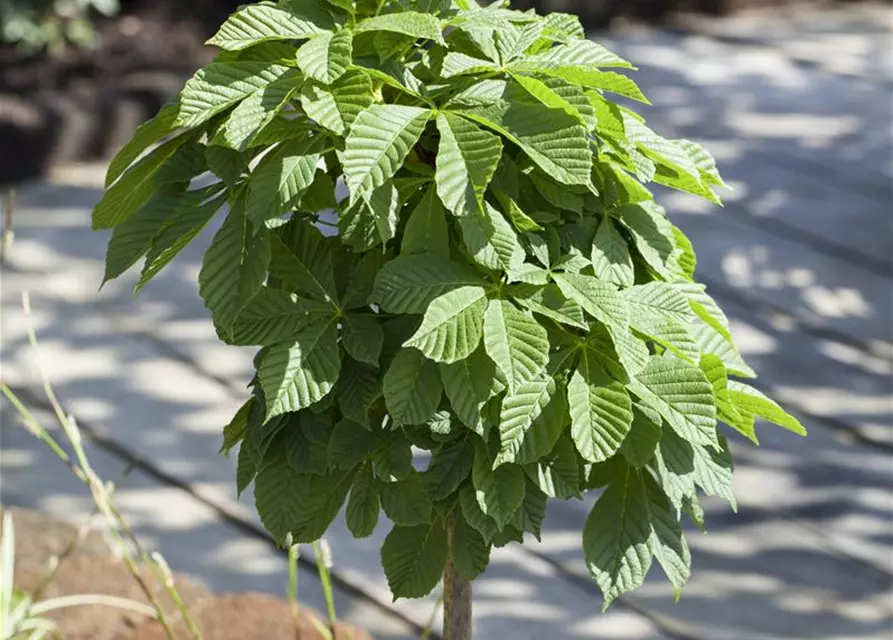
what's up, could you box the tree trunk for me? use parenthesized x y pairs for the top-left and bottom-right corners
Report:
(443, 519), (472, 640)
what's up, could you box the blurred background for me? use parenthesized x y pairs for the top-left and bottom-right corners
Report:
(1, 1), (891, 638)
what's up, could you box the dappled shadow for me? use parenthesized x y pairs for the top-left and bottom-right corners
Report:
(2, 13), (892, 640)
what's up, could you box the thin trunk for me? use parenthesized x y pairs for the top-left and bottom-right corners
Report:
(443, 518), (472, 640)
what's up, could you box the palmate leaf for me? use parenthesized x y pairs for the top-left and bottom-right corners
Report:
(405, 286), (488, 363)
(728, 381), (807, 437)
(258, 318), (342, 420)
(230, 288), (335, 346)
(105, 102), (180, 187)
(246, 139), (321, 228)
(343, 104), (431, 202)
(553, 272), (629, 332)
(472, 444), (525, 527)
(372, 253), (483, 314)
(355, 11), (445, 44)
(340, 181), (400, 251)
(583, 463), (652, 609)
(619, 202), (682, 281)
(483, 299), (550, 392)
(439, 348), (497, 435)
(300, 70), (374, 135)
(524, 39), (632, 70)
(383, 348), (442, 426)
(210, 72), (301, 151)
(297, 29), (353, 84)
(495, 376), (556, 466)
(510, 74), (590, 127)
(630, 356), (718, 447)
(568, 356), (633, 463)
(207, 3), (335, 51)
(591, 218), (634, 288)
(435, 113), (503, 218)
(457, 202), (525, 272)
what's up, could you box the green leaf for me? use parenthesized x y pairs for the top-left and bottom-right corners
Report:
(210, 72), (301, 151)
(401, 187), (449, 257)
(629, 357), (718, 447)
(255, 451), (354, 544)
(106, 102), (179, 187)
(644, 473), (691, 599)
(495, 376), (556, 466)
(517, 285), (588, 331)
(300, 70), (374, 135)
(297, 29), (353, 84)
(625, 282), (699, 362)
(552, 272), (629, 332)
(699, 354), (749, 439)
(511, 477), (547, 540)
(346, 465), (380, 538)
(247, 140), (321, 228)
(544, 68), (649, 104)
(442, 52), (500, 77)
(591, 218), (634, 288)
(380, 471), (433, 526)
(381, 521), (448, 599)
(728, 381), (807, 437)
(673, 226), (697, 280)
(328, 418), (374, 469)
(511, 74), (588, 127)
(525, 40), (632, 70)
(221, 399), (252, 456)
(342, 314), (384, 367)
(176, 45), (295, 129)
(457, 202), (525, 272)
(373, 431), (414, 482)
(355, 11), (445, 45)
(337, 362), (381, 429)
(284, 426), (329, 475)
(459, 483), (499, 542)
(207, 4), (334, 50)
(651, 427), (696, 514)
(515, 382), (569, 464)
(258, 318), (342, 420)
(451, 515), (491, 581)
(383, 348), (442, 426)
(620, 405), (663, 468)
(568, 358), (633, 463)
(677, 139), (727, 187)
(206, 146), (250, 186)
(371, 253), (482, 314)
(93, 136), (188, 229)
(435, 113), (503, 218)
(230, 288), (335, 346)
(619, 202), (681, 280)
(405, 286), (488, 364)
(340, 181), (400, 251)
(483, 299), (550, 392)
(527, 173), (585, 213)
(459, 94), (592, 187)
(583, 463), (652, 609)
(423, 439), (474, 501)
(692, 434), (737, 509)
(494, 190), (542, 233)
(472, 444), (525, 527)
(439, 348), (497, 435)
(199, 206), (271, 334)
(343, 104), (431, 202)
(269, 220), (338, 303)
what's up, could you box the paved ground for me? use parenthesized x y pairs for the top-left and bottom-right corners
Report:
(2, 5), (891, 639)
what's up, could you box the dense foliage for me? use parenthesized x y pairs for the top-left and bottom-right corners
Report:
(0, 0), (118, 53)
(95, 0), (805, 608)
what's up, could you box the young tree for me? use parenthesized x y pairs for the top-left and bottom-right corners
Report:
(94, 1), (806, 637)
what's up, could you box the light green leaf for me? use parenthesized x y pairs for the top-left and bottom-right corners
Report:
(568, 358), (633, 463)
(517, 285), (588, 331)
(300, 70), (374, 135)
(355, 11), (445, 44)
(405, 286), (488, 364)
(625, 282), (699, 362)
(255, 452), (353, 544)
(221, 399), (251, 456)
(496, 377), (556, 466)
(402, 187), (449, 257)
(381, 522), (448, 599)
(442, 52), (499, 77)
(483, 299), (550, 392)
(457, 202), (525, 272)
(383, 348), (442, 426)
(346, 465), (380, 538)
(553, 272), (629, 332)
(620, 404), (663, 468)
(728, 381), (807, 437)
(435, 113), (503, 218)
(439, 348), (497, 435)
(591, 218), (634, 288)
(645, 473), (691, 598)
(297, 29), (353, 84)
(268, 220), (338, 303)
(677, 139), (727, 187)
(619, 202), (681, 281)
(630, 357), (718, 447)
(699, 355), (749, 439)
(451, 515), (491, 581)
(651, 427), (696, 514)
(525, 39), (632, 69)
(495, 20), (543, 62)
(199, 206), (271, 334)
(340, 181), (400, 251)
(207, 4), (334, 50)
(372, 253), (482, 314)
(494, 190), (542, 233)
(423, 439), (474, 501)
(343, 104), (431, 202)
(343, 314), (384, 367)
(692, 435), (737, 509)
(230, 288), (334, 346)
(543, 68), (649, 104)
(472, 445), (525, 527)
(176, 45), (295, 128)
(583, 463), (653, 609)
(511, 74), (588, 126)
(247, 140), (321, 228)
(258, 318), (342, 420)
(380, 471), (433, 526)
(210, 71), (301, 151)
(514, 382), (568, 465)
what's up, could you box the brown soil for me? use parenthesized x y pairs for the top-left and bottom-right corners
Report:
(4, 507), (372, 640)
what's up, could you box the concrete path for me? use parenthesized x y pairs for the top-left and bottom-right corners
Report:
(2, 6), (891, 639)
